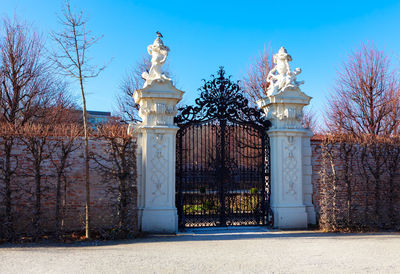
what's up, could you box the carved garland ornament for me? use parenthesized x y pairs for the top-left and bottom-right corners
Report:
(284, 136), (297, 197)
(150, 133), (167, 201)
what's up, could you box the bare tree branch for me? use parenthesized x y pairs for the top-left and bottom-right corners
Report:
(242, 47), (273, 107)
(51, 0), (107, 239)
(325, 43), (400, 137)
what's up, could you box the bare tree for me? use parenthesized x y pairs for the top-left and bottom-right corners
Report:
(117, 55), (151, 123)
(51, 0), (106, 239)
(41, 81), (79, 123)
(320, 43), (400, 230)
(18, 123), (51, 239)
(318, 133), (400, 231)
(383, 136), (400, 226)
(242, 47), (273, 107)
(0, 122), (17, 238)
(0, 17), (49, 125)
(0, 17), (52, 239)
(50, 123), (81, 238)
(302, 107), (320, 134)
(325, 43), (400, 136)
(92, 122), (136, 234)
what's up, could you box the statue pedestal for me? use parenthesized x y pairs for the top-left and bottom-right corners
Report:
(258, 86), (316, 228)
(134, 81), (184, 233)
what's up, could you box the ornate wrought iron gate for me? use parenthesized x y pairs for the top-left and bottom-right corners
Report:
(175, 68), (272, 229)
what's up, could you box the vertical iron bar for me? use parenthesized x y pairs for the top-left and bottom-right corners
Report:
(219, 119), (226, 226)
(261, 129), (266, 225)
(177, 129), (184, 229)
(191, 126), (195, 225)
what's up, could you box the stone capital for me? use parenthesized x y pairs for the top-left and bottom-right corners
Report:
(134, 81), (184, 128)
(257, 86), (311, 130)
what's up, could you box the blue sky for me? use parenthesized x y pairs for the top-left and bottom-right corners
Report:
(2, 0), (400, 120)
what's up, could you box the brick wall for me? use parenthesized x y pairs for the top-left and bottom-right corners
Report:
(0, 137), (137, 237)
(4, 133), (398, 235)
(311, 136), (400, 230)
(311, 137), (323, 219)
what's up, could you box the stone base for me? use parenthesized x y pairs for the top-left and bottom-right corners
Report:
(306, 205), (317, 225)
(141, 207), (178, 234)
(272, 206), (308, 229)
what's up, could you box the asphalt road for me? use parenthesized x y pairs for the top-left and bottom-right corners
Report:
(1, 227), (399, 274)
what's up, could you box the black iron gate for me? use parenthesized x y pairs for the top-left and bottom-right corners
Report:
(175, 67), (272, 229)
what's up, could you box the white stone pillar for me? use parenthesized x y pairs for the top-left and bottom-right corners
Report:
(257, 47), (316, 228)
(134, 81), (183, 233)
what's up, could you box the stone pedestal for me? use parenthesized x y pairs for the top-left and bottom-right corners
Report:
(134, 81), (184, 233)
(258, 86), (316, 228)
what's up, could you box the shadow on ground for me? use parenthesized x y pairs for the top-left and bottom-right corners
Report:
(1, 227), (399, 249)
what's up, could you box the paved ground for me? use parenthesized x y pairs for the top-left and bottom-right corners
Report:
(1, 227), (400, 274)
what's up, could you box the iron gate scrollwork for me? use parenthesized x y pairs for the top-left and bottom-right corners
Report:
(175, 67), (272, 229)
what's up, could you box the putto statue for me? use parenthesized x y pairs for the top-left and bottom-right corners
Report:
(142, 32), (171, 88)
(266, 47), (304, 96)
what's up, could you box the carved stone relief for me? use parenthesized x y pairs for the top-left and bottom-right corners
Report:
(153, 103), (177, 126)
(150, 133), (168, 202)
(284, 136), (297, 197)
(139, 102), (177, 126)
(268, 104), (304, 129)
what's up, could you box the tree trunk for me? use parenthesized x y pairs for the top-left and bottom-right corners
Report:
(34, 161), (41, 239)
(80, 77), (91, 239)
(119, 177), (128, 229)
(3, 138), (14, 239)
(55, 154), (67, 239)
(55, 171), (62, 238)
(62, 174), (68, 231)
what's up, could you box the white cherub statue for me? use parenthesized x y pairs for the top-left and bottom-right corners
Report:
(142, 32), (171, 88)
(266, 47), (304, 96)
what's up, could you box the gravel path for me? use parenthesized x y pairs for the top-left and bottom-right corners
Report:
(1, 228), (400, 274)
